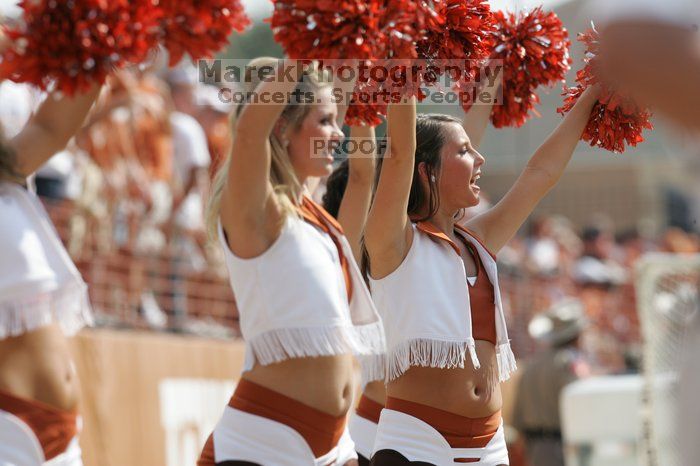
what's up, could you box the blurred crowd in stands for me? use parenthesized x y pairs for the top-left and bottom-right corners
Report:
(464, 195), (700, 374)
(3, 65), (700, 377)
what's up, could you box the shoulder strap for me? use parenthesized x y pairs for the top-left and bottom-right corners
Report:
(454, 224), (497, 260)
(297, 196), (353, 302)
(299, 196), (345, 235)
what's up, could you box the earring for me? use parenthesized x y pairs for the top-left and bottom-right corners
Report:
(282, 138), (290, 148)
(430, 175), (436, 182)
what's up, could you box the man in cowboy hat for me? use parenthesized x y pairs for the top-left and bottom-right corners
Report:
(512, 298), (591, 466)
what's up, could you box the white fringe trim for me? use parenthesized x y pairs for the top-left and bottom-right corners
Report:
(0, 281), (94, 340)
(496, 342), (517, 382)
(359, 353), (386, 385)
(351, 321), (387, 356)
(248, 321), (386, 368)
(386, 338), (481, 382)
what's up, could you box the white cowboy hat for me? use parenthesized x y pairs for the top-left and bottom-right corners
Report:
(528, 298), (588, 346)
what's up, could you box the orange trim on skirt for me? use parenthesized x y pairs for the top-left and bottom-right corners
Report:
(386, 397), (501, 449)
(356, 395), (383, 425)
(198, 379), (347, 465)
(0, 389), (78, 460)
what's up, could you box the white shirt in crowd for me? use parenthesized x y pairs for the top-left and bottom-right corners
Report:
(527, 238), (560, 276)
(169, 111), (211, 230)
(170, 111), (211, 187)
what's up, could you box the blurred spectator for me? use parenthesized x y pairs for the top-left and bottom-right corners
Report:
(616, 228), (648, 269)
(67, 148), (110, 258)
(193, 84), (234, 178)
(79, 71), (174, 253)
(165, 65), (215, 247)
(497, 235), (526, 277)
(549, 216), (583, 280)
(164, 71), (215, 319)
(166, 104), (212, 330)
(169, 111), (210, 239)
(573, 226), (628, 288)
(130, 74), (174, 253)
(164, 62), (200, 117)
(525, 217), (561, 278)
(512, 299), (591, 466)
(661, 227), (700, 254)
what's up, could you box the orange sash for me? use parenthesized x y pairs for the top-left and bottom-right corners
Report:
(0, 389), (78, 460)
(415, 222), (497, 345)
(386, 397), (501, 449)
(298, 196), (353, 303)
(356, 395), (384, 424)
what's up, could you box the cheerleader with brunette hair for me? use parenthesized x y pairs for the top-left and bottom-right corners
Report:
(346, 68), (505, 465)
(363, 83), (601, 465)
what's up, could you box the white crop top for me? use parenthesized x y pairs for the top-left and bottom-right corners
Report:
(0, 182), (93, 339)
(218, 199), (385, 383)
(370, 222), (516, 383)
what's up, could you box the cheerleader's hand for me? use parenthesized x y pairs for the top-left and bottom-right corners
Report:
(578, 84), (603, 104)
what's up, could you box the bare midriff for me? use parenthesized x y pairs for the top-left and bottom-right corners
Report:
(0, 324), (80, 412)
(387, 339), (501, 418)
(362, 380), (387, 406)
(242, 353), (356, 417)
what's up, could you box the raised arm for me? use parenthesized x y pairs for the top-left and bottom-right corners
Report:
(364, 97), (416, 278)
(220, 60), (303, 257)
(462, 65), (502, 149)
(337, 125), (377, 263)
(466, 85), (601, 253)
(333, 59), (359, 127)
(9, 86), (101, 178)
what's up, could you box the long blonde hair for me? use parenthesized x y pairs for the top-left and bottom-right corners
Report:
(206, 57), (332, 239)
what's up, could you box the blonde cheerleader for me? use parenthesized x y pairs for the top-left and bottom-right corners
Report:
(198, 58), (384, 466)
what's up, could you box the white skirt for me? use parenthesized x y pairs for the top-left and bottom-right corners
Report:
(348, 411), (378, 461)
(209, 406), (358, 466)
(0, 411), (82, 466)
(372, 409), (509, 465)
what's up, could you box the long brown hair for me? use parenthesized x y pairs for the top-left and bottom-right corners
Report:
(408, 113), (463, 221)
(362, 113), (464, 281)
